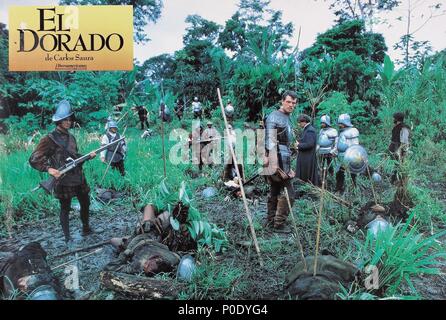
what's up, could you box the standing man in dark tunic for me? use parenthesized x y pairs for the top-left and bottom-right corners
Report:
(29, 100), (96, 245)
(174, 99), (185, 121)
(388, 112), (410, 184)
(136, 105), (150, 130)
(295, 114), (319, 189)
(263, 90), (297, 233)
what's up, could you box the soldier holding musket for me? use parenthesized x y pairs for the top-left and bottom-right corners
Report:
(29, 100), (96, 245)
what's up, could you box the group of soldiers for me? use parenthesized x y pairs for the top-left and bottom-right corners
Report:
(27, 96), (233, 245)
(28, 92), (409, 244)
(263, 90), (410, 233)
(135, 97), (235, 128)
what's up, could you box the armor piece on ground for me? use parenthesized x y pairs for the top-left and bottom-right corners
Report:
(28, 285), (59, 300)
(372, 172), (382, 182)
(366, 215), (390, 237)
(320, 114), (331, 126)
(52, 100), (73, 122)
(343, 145), (368, 174)
(337, 113), (352, 127)
(0, 242), (61, 300)
(285, 255), (358, 300)
(177, 255), (196, 281)
(202, 187), (217, 198)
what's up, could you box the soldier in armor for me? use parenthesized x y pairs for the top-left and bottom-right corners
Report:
(225, 100), (235, 122)
(317, 115), (338, 177)
(191, 97), (202, 120)
(159, 101), (172, 123)
(29, 100), (96, 245)
(201, 121), (219, 167)
(335, 113), (360, 193)
(388, 112), (410, 184)
(100, 121), (127, 176)
(263, 90), (297, 233)
(174, 99), (185, 120)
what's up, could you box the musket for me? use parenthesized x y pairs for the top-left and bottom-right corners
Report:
(33, 137), (125, 194)
(230, 151), (299, 195)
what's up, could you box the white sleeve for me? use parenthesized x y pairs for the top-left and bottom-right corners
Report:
(100, 135), (108, 159)
(122, 139), (127, 154)
(400, 128), (410, 145)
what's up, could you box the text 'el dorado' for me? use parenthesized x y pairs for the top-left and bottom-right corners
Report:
(9, 5), (133, 71)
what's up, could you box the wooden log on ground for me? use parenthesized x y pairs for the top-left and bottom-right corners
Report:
(100, 271), (182, 299)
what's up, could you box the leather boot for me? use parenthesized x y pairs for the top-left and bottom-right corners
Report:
(273, 196), (292, 233)
(265, 196), (278, 226)
(82, 225), (95, 236)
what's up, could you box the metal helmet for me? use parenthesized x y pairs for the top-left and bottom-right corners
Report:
(318, 133), (332, 148)
(343, 145), (368, 174)
(52, 100), (73, 122)
(29, 285), (59, 300)
(338, 113), (352, 127)
(225, 104), (234, 115)
(320, 115), (331, 126)
(194, 97), (199, 101)
(202, 186), (217, 198)
(372, 172), (382, 183)
(177, 255), (196, 281)
(337, 135), (349, 153)
(108, 120), (118, 129)
(366, 216), (390, 237)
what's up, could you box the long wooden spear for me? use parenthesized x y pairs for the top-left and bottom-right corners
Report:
(294, 26), (302, 91)
(51, 248), (103, 271)
(160, 81), (167, 178)
(284, 188), (307, 272)
(217, 88), (263, 267)
(313, 165), (327, 276)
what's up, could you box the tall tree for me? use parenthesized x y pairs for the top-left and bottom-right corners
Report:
(218, 0), (293, 60)
(59, 0), (163, 43)
(183, 15), (221, 46)
(393, 0), (445, 66)
(326, 0), (400, 30)
(299, 20), (387, 118)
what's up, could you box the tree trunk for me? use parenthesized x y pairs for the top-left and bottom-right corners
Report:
(100, 271), (182, 299)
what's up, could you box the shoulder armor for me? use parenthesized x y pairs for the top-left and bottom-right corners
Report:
(341, 127), (359, 140)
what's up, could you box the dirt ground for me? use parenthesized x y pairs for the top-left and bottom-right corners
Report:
(1, 185), (445, 300)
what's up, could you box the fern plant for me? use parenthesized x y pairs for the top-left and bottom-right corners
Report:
(354, 212), (446, 297)
(154, 180), (228, 253)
